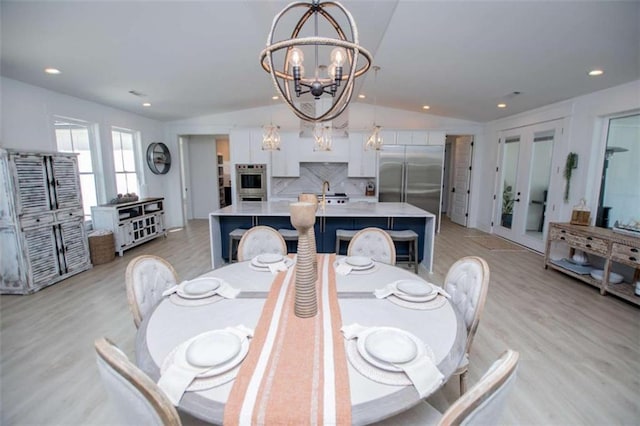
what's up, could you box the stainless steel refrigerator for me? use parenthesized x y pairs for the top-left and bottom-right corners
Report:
(378, 145), (444, 228)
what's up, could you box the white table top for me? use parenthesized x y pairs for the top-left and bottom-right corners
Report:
(136, 258), (465, 425)
(210, 201), (436, 218)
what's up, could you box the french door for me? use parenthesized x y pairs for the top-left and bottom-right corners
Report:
(495, 120), (563, 252)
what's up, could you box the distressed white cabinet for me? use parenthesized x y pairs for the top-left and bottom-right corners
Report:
(91, 198), (166, 256)
(347, 133), (377, 177)
(0, 149), (92, 294)
(270, 132), (300, 177)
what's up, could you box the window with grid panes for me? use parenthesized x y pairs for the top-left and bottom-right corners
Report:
(54, 118), (98, 220)
(112, 128), (140, 196)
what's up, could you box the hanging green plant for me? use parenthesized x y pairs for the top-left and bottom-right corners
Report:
(563, 152), (578, 202)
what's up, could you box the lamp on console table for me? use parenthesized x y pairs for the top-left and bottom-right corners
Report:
(290, 201), (318, 318)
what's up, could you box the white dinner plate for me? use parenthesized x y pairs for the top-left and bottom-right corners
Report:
(172, 329), (249, 378)
(176, 278), (221, 299)
(256, 253), (284, 264)
(394, 280), (438, 303)
(357, 327), (426, 372)
(396, 279), (435, 297)
(250, 257), (293, 270)
(346, 256), (374, 268)
(590, 269), (624, 284)
(186, 331), (241, 367)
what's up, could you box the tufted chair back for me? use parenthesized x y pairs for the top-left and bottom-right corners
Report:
(95, 337), (181, 426)
(347, 227), (396, 265)
(444, 256), (490, 354)
(237, 225), (287, 262)
(125, 255), (178, 328)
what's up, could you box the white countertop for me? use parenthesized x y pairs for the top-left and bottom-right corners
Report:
(210, 201), (436, 218)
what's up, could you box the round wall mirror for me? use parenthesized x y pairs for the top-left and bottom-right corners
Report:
(146, 142), (171, 174)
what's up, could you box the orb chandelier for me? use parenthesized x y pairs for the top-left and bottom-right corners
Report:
(260, 0), (372, 123)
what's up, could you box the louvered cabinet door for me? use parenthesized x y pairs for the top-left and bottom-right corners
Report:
(0, 227), (28, 293)
(22, 224), (61, 290)
(58, 218), (91, 274)
(11, 153), (51, 215)
(50, 155), (82, 209)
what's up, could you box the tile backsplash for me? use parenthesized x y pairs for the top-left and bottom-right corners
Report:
(271, 163), (372, 198)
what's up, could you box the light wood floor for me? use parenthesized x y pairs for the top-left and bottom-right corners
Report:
(1, 218), (638, 425)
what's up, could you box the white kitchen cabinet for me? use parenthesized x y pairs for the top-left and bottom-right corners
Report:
(347, 133), (377, 177)
(229, 129), (271, 165)
(270, 132), (300, 177)
(91, 198), (166, 256)
(396, 130), (429, 145)
(427, 130), (446, 146)
(0, 149), (92, 294)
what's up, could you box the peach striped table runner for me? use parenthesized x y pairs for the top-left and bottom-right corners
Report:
(224, 253), (351, 425)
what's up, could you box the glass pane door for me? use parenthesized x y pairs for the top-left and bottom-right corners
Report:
(499, 136), (521, 229)
(524, 130), (555, 240)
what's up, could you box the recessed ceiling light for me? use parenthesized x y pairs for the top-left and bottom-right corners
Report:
(142, 102), (151, 107)
(272, 95), (279, 100)
(358, 94), (366, 99)
(588, 69), (604, 76)
(497, 103), (507, 108)
(44, 67), (61, 75)
(422, 105), (430, 110)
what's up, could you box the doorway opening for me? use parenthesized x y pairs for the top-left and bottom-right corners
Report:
(178, 134), (230, 222)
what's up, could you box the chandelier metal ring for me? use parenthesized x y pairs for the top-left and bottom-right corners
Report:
(259, 1), (372, 123)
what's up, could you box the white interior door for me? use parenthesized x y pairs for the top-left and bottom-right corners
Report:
(187, 136), (219, 219)
(449, 136), (473, 226)
(495, 120), (562, 252)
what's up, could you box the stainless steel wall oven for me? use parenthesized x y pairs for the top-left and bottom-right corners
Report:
(236, 164), (267, 201)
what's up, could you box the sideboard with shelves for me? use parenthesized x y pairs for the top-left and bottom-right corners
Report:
(544, 222), (640, 306)
(91, 197), (167, 256)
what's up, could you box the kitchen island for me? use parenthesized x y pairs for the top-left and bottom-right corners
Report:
(209, 201), (437, 272)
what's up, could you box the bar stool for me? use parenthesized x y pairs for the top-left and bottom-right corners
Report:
(228, 228), (247, 263)
(278, 228), (298, 253)
(387, 229), (419, 273)
(335, 229), (357, 255)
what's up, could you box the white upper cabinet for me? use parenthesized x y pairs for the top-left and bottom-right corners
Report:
(230, 129), (271, 165)
(271, 132), (300, 177)
(395, 130), (429, 145)
(427, 130), (446, 146)
(347, 133), (377, 177)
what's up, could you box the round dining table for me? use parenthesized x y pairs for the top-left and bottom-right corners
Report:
(136, 255), (466, 425)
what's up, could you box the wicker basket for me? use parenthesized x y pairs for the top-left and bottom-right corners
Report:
(88, 230), (115, 265)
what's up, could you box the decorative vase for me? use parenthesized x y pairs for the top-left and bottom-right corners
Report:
(290, 201), (318, 318)
(298, 193), (319, 275)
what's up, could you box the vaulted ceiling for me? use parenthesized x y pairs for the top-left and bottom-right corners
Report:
(2, 1), (638, 122)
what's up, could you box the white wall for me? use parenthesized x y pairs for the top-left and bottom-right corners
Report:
(478, 80), (640, 232)
(0, 77), (183, 226)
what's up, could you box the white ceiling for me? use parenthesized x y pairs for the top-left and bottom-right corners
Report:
(1, 1), (638, 123)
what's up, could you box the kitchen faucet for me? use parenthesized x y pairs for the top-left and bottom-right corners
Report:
(321, 180), (330, 208)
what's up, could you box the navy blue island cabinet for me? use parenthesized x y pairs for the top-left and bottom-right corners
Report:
(209, 201), (436, 272)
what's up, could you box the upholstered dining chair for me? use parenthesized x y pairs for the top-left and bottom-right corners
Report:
(125, 255), (178, 328)
(444, 256), (490, 394)
(347, 227), (396, 265)
(94, 337), (182, 426)
(236, 225), (287, 262)
(373, 349), (519, 425)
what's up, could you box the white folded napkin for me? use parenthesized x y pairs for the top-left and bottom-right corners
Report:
(157, 325), (254, 406)
(162, 279), (240, 299)
(267, 261), (288, 274)
(374, 281), (450, 300)
(396, 354), (444, 398)
(335, 262), (353, 275)
(340, 323), (443, 398)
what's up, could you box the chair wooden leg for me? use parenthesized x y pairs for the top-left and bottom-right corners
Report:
(413, 238), (419, 273)
(460, 371), (468, 395)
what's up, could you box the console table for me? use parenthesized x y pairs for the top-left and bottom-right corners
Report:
(91, 197), (166, 256)
(544, 222), (640, 306)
